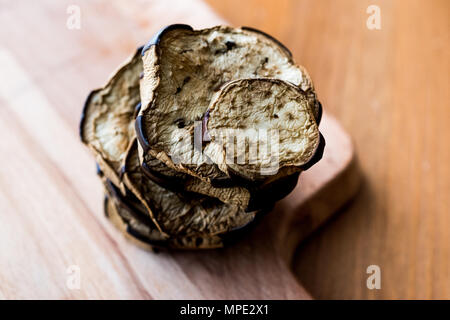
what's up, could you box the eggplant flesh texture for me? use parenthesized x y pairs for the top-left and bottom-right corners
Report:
(204, 78), (320, 182)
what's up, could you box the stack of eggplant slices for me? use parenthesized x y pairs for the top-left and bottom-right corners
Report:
(80, 25), (324, 250)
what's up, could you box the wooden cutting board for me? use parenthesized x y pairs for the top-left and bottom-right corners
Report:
(0, 0), (359, 299)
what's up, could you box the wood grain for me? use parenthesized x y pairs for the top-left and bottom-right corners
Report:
(0, 0), (359, 299)
(206, 0), (450, 299)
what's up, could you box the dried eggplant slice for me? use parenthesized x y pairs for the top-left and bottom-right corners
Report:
(122, 140), (257, 239)
(104, 192), (225, 250)
(140, 151), (251, 208)
(105, 174), (274, 249)
(103, 166), (237, 249)
(80, 47), (143, 187)
(138, 25), (323, 185)
(203, 78), (320, 182)
(104, 191), (228, 249)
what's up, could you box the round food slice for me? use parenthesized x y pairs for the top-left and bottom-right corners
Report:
(137, 24), (324, 186)
(203, 78), (321, 182)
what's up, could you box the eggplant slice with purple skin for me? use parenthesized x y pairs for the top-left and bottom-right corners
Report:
(104, 182), (273, 250)
(203, 78), (321, 183)
(138, 24), (324, 186)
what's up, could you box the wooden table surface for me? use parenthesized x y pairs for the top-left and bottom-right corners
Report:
(206, 0), (450, 299)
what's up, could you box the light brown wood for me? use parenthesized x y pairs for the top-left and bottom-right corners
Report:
(0, 0), (358, 299)
(206, 0), (450, 299)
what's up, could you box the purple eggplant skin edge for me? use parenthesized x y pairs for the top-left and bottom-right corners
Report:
(103, 195), (109, 218)
(133, 102), (141, 119)
(315, 100), (323, 125)
(141, 24), (194, 56)
(300, 132), (325, 171)
(79, 88), (101, 141)
(96, 162), (104, 177)
(135, 115), (150, 153)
